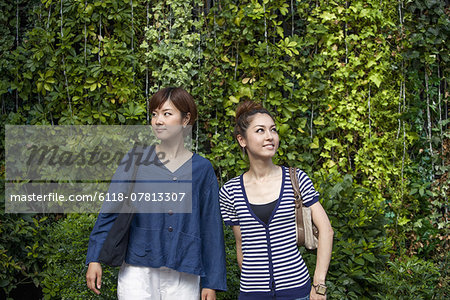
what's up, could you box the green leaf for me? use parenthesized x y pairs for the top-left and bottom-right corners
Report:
(368, 74), (382, 88)
(363, 253), (376, 263)
(279, 124), (290, 135)
(45, 70), (54, 77)
(229, 96), (239, 103)
(321, 12), (336, 21)
(0, 279), (9, 288)
(310, 136), (319, 149)
(285, 104), (298, 112)
(313, 118), (325, 126)
(398, 216), (410, 226)
(276, 26), (284, 38)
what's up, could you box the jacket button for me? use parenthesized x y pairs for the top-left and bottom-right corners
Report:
(168, 210), (174, 215)
(168, 226), (173, 232)
(172, 177), (177, 181)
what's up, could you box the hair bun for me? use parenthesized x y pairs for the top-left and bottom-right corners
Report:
(233, 100), (273, 139)
(235, 101), (264, 122)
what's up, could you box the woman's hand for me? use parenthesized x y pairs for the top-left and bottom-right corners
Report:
(86, 262), (102, 295)
(201, 288), (216, 300)
(310, 286), (326, 300)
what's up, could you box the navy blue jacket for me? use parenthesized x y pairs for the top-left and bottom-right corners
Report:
(86, 153), (227, 291)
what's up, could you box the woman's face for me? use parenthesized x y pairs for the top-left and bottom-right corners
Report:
(237, 113), (279, 159)
(151, 100), (189, 141)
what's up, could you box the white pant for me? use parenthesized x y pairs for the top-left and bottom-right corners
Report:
(117, 263), (200, 300)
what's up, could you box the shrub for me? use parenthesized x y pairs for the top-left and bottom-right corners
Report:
(40, 214), (118, 299)
(0, 211), (52, 299)
(302, 174), (389, 299)
(370, 255), (442, 299)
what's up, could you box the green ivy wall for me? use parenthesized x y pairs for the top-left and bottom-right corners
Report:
(0, 0), (448, 299)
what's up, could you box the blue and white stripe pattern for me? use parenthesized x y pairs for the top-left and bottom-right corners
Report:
(219, 166), (319, 300)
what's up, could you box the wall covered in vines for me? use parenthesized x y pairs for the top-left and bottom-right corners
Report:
(0, 0), (448, 299)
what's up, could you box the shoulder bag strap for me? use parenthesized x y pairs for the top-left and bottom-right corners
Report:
(121, 145), (146, 213)
(289, 167), (303, 209)
(289, 167), (305, 245)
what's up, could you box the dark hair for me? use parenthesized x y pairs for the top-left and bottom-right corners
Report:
(149, 87), (198, 125)
(234, 100), (274, 139)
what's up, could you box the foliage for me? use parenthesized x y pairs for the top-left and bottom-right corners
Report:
(302, 174), (389, 299)
(369, 255), (443, 299)
(142, 0), (203, 91)
(0, 211), (52, 299)
(39, 214), (118, 299)
(386, 1), (449, 293)
(0, 0), (448, 298)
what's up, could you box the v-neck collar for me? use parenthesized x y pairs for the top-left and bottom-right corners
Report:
(154, 150), (195, 175)
(240, 166), (285, 227)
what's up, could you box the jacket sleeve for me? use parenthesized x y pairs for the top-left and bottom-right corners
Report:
(85, 151), (136, 265)
(199, 167), (227, 291)
(85, 212), (118, 265)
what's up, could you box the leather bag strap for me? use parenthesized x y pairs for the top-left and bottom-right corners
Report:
(289, 167), (303, 209)
(290, 167), (305, 245)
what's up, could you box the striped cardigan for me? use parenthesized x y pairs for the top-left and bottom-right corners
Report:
(219, 166), (319, 300)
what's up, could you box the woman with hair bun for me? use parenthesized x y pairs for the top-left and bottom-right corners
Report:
(219, 101), (333, 300)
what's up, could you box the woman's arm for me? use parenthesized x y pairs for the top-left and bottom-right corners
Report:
(232, 225), (243, 271)
(310, 201), (334, 295)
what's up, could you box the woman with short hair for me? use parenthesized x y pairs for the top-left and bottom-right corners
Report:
(86, 87), (227, 300)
